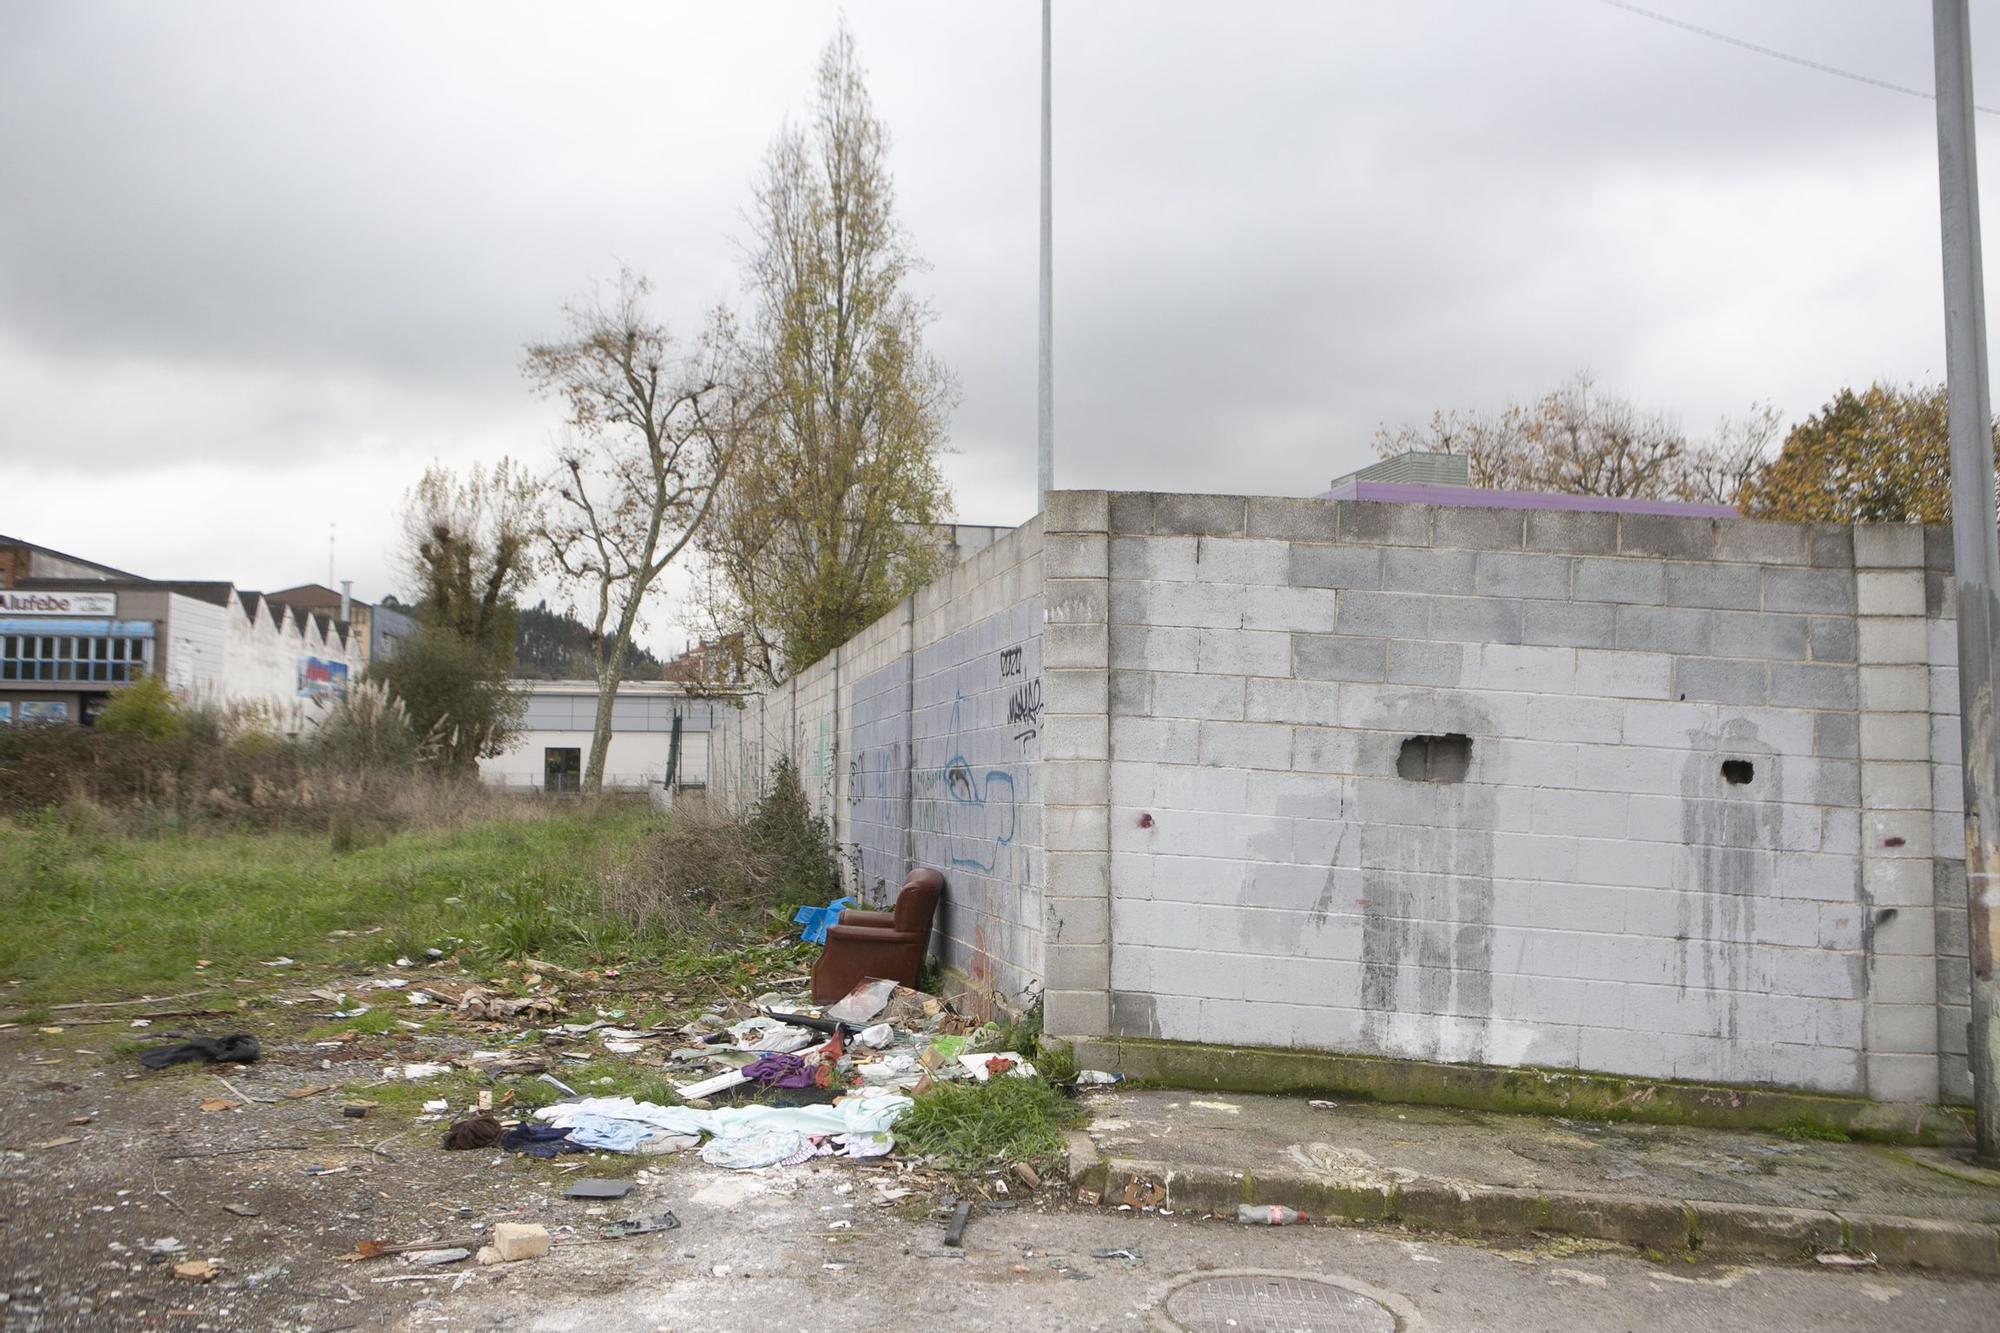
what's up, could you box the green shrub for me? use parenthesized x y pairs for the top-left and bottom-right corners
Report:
(750, 756), (840, 904)
(94, 676), (183, 741)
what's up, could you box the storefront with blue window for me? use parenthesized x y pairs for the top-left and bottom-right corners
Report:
(0, 616), (156, 726)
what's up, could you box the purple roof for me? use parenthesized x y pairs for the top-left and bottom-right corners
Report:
(1315, 480), (1737, 519)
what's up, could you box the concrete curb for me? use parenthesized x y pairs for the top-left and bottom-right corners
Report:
(1072, 1153), (2000, 1277)
(1071, 1036), (1973, 1146)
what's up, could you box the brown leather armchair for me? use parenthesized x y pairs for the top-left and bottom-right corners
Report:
(810, 868), (943, 1004)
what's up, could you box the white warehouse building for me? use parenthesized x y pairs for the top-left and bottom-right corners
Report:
(480, 680), (734, 794)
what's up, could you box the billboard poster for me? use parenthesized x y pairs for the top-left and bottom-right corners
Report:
(297, 656), (350, 702)
(19, 700), (69, 722)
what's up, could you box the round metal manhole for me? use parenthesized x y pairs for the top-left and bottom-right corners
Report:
(1163, 1274), (1397, 1333)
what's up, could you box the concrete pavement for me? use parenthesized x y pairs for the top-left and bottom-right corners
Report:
(1076, 1089), (2000, 1275)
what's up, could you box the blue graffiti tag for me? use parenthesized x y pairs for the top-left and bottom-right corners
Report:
(940, 695), (1017, 873)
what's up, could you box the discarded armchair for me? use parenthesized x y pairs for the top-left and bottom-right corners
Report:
(810, 868), (943, 1004)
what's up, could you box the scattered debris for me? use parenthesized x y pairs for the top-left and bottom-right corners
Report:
(173, 1259), (221, 1282)
(490, 1223), (551, 1260)
(391, 1062), (452, 1080)
(1238, 1204), (1303, 1225)
(824, 976), (897, 1024)
(1091, 1248), (1141, 1261)
(223, 1203), (260, 1218)
(565, 1178), (634, 1200)
(198, 1097), (241, 1113)
(1011, 1162), (1042, 1190)
(137, 1033), (261, 1069)
(406, 1248), (472, 1266)
(443, 1114), (505, 1150)
(342, 1102), (377, 1119)
(1074, 1070), (1124, 1086)
(605, 1210), (681, 1238)
(942, 1200), (973, 1248)
(1816, 1252), (1880, 1268)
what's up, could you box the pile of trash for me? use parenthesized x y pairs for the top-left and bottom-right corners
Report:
(435, 977), (1043, 1172)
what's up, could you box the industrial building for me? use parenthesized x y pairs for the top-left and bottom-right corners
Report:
(0, 535), (373, 732)
(480, 680), (732, 794)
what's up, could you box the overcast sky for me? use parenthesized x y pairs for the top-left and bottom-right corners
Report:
(3, 1), (1995, 654)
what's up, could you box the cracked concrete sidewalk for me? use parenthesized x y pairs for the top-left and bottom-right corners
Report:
(1071, 1089), (2000, 1275)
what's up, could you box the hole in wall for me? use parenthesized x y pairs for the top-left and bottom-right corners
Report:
(1398, 733), (1472, 783)
(1721, 759), (1754, 785)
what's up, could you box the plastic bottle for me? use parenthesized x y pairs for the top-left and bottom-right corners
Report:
(1237, 1204), (1302, 1226)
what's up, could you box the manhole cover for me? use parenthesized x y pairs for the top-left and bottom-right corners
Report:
(1164, 1274), (1397, 1333)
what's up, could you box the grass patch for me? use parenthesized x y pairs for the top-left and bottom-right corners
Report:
(0, 805), (653, 1008)
(894, 1075), (1085, 1176)
(1776, 1116), (1850, 1143)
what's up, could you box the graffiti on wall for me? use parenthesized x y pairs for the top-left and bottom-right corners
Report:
(943, 692), (1019, 874)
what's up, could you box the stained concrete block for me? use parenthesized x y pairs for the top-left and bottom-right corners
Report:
(1108, 492), (1154, 534)
(1573, 557), (1666, 605)
(1155, 494), (1246, 537)
(1522, 601), (1617, 649)
(1769, 661), (1859, 710)
(1475, 551), (1572, 600)
(1424, 595), (1523, 644)
(1289, 543), (1382, 590)
(1807, 523), (1854, 568)
(1620, 514), (1715, 560)
(1431, 505), (1526, 550)
(1807, 616), (1857, 663)
(1335, 591), (1430, 637)
(1665, 562), (1763, 610)
(1709, 610), (1809, 661)
(1713, 520), (1812, 567)
(1853, 523), (1925, 569)
(1675, 656), (1768, 705)
(1387, 639), (1474, 686)
(1526, 509), (1619, 554)
(1381, 546), (1477, 594)
(1245, 677), (1343, 726)
(1616, 606), (1714, 654)
(1045, 489), (1110, 533)
(1859, 618), (1928, 665)
(1765, 567), (1857, 614)
(1294, 634), (1388, 682)
(1576, 649), (1673, 699)
(1247, 495), (1340, 541)
(1857, 569), (1926, 616)
(1337, 501), (1432, 546)
(1198, 721), (1293, 769)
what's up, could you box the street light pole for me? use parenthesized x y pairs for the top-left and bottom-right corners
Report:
(1037, 0), (1054, 509)
(1932, 0), (2000, 1161)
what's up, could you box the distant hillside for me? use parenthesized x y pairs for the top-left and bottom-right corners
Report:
(513, 602), (666, 680)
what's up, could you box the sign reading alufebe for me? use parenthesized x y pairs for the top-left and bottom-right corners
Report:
(0, 589), (117, 616)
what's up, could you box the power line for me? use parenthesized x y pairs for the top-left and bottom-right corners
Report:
(1598, 0), (2000, 116)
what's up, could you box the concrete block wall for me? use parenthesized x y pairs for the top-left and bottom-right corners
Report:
(710, 518), (1046, 1012)
(1085, 494), (1955, 1100)
(1924, 527), (1975, 1102)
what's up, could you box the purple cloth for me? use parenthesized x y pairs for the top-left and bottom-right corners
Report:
(743, 1052), (816, 1089)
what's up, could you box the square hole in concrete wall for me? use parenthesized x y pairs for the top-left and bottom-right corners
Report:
(1398, 733), (1472, 782)
(1721, 759), (1754, 785)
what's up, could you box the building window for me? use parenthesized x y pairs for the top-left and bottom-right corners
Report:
(1, 633), (150, 684)
(544, 747), (582, 794)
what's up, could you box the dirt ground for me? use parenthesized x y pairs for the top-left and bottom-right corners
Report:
(6, 990), (1999, 1333)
